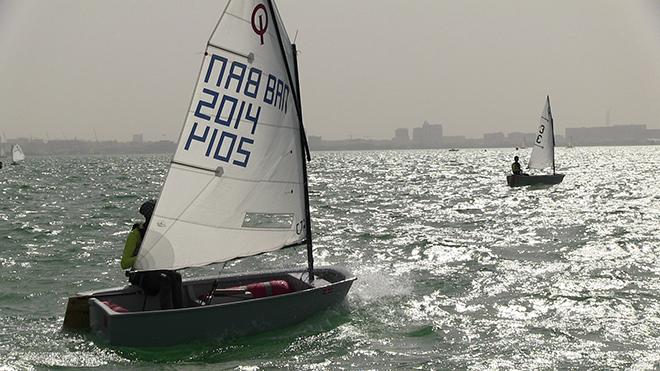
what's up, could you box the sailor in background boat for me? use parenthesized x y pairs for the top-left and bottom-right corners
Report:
(121, 200), (183, 309)
(511, 156), (528, 176)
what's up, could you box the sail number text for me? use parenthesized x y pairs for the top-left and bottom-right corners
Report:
(185, 53), (290, 168)
(534, 123), (545, 148)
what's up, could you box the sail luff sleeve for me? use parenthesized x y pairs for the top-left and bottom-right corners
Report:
(292, 42), (314, 277)
(548, 96), (556, 174)
(266, 0), (314, 275)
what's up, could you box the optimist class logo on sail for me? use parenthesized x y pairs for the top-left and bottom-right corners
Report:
(251, 4), (268, 45)
(185, 53), (290, 168)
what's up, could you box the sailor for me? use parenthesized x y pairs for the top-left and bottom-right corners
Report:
(122, 200), (183, 309)
(0, 161), (3, 169)
(511, 156), (523, 175)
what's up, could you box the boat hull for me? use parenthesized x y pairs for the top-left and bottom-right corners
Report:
(66, 266), (355, 347)
(507, 174), (565, 187)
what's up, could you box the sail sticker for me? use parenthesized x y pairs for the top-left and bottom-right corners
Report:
(184, 52), (290, 168)
(251, 4), (268, 45)
(242, 212), (294, 229)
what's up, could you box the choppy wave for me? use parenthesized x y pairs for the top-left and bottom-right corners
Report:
(0, 147), (658, 369)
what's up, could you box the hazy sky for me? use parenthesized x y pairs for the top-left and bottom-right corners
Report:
(1, 0), (659, 141)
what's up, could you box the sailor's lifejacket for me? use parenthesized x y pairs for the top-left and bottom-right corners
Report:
(131, 223), (146, 257)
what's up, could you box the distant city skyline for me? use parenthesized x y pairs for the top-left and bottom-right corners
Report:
(4, 122), (657, 156)
(308, 122), (660, 151)
(3, 118), (659, 143)
(1, 0), (659, 142)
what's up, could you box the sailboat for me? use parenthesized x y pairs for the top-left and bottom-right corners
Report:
(0, 132), (5, 158)
(507, 96), (564, 187)
(11, 144), (25, 165)
(63, 0), (356, 347)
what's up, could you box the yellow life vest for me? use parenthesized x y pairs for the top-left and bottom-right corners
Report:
(120, 224), (144, 270)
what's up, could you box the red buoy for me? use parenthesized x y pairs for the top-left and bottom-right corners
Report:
(230, 280), (292, 298)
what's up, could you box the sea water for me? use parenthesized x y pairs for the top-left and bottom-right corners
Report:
(0, 147), (658, 369)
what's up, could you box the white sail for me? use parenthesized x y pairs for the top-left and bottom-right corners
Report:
(136, 0), (307, 271)
(528, 96), (555, 171)
(0, 146), (4, 158)
(11, 144), (25, 163)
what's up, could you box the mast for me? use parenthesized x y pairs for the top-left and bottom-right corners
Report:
(547, 95), (555, 175)
(293, 43), (314, 280)
(267, 0), (314, 280)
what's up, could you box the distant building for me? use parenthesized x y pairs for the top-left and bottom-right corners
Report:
(507, 132), (535, 147)
(442, 135), (466, 146)
(308, 135), (323, 150)
(392, 128), (410, 145)
(565, 124), (648, 145)
(412, 121), (443, 148)
(483, 132), (505, 147)
(132, 134), (144, 143)
(647, 129), (660, 141)
(484, 132), (505, 140)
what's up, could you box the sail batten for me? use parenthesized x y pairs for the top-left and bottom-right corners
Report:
(136, 0), (307, 271)
(170, 161), (302, 184)
(154, 216), (301, 233)
(208, 43), (254, 61)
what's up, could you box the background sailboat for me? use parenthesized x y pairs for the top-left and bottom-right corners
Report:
(507, 96), (565, 187)
(0, 133), (5, 158)
(11, 144), (25, 165)
(63, 0), (355, 347)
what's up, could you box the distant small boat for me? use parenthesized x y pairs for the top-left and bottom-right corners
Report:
(507, 96), (564, 187)
(11, 144), (25, 165)
(448, 148), (459, 152)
